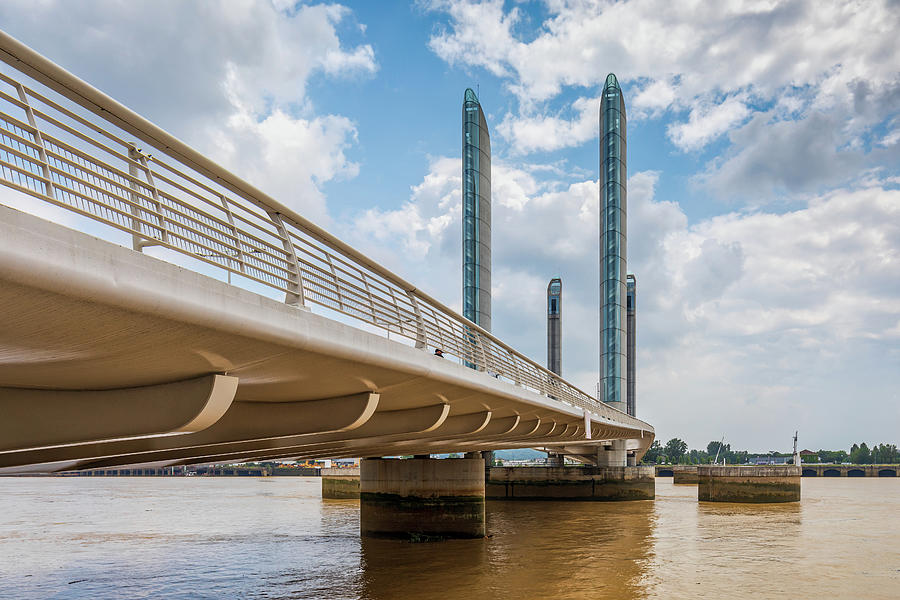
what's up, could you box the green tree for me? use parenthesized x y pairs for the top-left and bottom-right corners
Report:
(641, 440), (662, 464)
(707, 441), (731, 462)
(850, 442), (871, 464)
(665, 438), (688, 464)
(818, 449), (848, 464)
(731, 450), (748, 465)
(881, 444), (899, 463)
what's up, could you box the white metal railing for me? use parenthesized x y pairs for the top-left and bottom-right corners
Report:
(0, 31), (651, 432)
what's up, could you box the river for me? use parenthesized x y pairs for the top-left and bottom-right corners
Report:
(1, 476), (897, 599)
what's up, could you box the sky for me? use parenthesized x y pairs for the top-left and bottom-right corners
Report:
(1, 0), (898, 452)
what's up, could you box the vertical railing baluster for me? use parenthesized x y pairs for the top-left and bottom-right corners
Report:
(386, 286), (404, 337)
(474, 332), (488, 372)
(407, 291), (426, 350)
(218, 194), (246, 275)
(325, 254), (344, 312)
(266, 211), (304, 307)
(126, 145), (146, 251)
(136, 155), (169, 245)
(508, 349), (521, 385)
(360, 270), (377, 325)
(14, 82), (54, 199)
(126, 144), (167, 251)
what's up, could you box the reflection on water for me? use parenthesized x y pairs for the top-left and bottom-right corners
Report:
(0, 477), (898, 599)
(360, 499), (653, 600)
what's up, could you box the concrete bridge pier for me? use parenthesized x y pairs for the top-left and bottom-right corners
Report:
(359, 457), (485, 539)
(596, 439), (627, 466)
(698, 466), (800, 503)
(321, 467), (360, 499)
(672, 466), (699, 484)
(486, 465), (654, 500)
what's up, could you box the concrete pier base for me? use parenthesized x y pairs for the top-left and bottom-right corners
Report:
(698, 466), (800, 503)
(546, 452), (564, 467)
(360, 458), (485, 539)
(596, 439), (627, 467)
(486, 466), (654, 501)
(321, 467), (360, 499)
(672, 465), (699, 484)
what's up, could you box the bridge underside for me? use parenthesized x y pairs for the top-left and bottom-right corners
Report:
(0, 206), (653, 472)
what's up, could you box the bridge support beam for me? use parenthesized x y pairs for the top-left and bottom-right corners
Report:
(698, 466), (800, 503)
(486, 466), (654, 501)
(360, 457), (485, 539)
(0, 374), (237, 452)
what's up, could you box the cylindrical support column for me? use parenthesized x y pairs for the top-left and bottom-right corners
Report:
(360, 458), (485, 539)
(698, 466), (800, 503)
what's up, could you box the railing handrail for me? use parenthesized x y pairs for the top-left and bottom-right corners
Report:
(0, 30), (652, 433)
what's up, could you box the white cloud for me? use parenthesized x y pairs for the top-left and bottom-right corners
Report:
(698, 110), (865, 200)
(427, 0), (900, 171)
(429, 0), (899, 106)
(352, 156), (460, 258)
(0, 0), (377, 223)
(497, 95), (599, 154)
(631, 78), (678, 119)
(666, 94), (751, 151)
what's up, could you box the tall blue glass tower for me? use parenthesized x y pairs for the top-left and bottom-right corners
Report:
(626, 274), (636, 416)
(462, 88), (491, 331)
(547, 278), (562, 375)
(600, 73), (626, 409)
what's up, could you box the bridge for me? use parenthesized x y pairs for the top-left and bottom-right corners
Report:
(654, 465), (899, 478)
(0, 32), (653, 537)
(0, 31), (652, 472)
(799, 465), (898, 477)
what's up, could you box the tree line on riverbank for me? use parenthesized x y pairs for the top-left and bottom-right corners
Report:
(642, 439), (900, 465)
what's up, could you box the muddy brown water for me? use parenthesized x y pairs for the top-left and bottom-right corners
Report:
(0, 476), (897, 599)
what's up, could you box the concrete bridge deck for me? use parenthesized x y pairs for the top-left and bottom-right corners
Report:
(0, 206), (652, 473)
